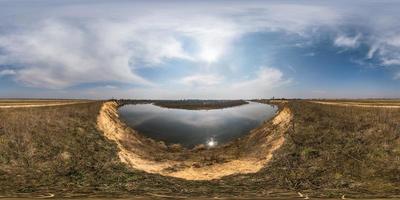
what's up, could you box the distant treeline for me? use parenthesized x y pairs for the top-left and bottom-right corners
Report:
(154, 99), (248, 110)
(114, 99), (249, 110)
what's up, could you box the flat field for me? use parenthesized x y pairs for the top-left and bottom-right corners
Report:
(0, 99), (399, 199)
(310, 99), (400, 108)
(0, 99), (91, 108)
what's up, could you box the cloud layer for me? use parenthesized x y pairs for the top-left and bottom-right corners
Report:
(0, 1), (399, 98)
(0, 1), (340, 90)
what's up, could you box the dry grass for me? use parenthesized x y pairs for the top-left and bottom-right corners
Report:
(0, 100), (399, 198)
(0, 99), (90, 108)
(310, 100), (400, 108)
(237, 101), (400, 197)
(0, 102), (130, 193)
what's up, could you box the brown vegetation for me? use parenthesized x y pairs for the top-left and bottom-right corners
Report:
(0, 99), (399, 199)
(244, 101), (400, 197)
(153, 99), (248, 110)
(0, 99), (90, 108)
(310, 99), (400, 108)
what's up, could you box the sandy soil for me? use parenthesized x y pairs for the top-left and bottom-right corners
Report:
(97, 101), (292, 180)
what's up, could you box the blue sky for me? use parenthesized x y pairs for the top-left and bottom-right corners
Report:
(0, 0), (399, 99)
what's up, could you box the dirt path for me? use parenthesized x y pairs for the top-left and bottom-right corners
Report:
(310, 101), (400, 108)
(97, 101), (292, 180)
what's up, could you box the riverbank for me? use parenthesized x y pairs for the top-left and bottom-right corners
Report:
(97, 100), (290, 180)
(152, 99), (248, 110)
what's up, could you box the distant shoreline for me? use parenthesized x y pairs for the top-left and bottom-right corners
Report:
(152, 100), (249, 110)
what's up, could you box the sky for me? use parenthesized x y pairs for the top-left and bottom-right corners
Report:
(0, 0), (399, 99)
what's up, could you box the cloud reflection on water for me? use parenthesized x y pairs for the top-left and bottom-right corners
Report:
(119, 102), (277, 148)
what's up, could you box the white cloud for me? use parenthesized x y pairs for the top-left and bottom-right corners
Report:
(174, 67), (289, 99)
(0, 64), (299, 99)
(0, 69), (16, 76)
(0, 20), (153, 89)
(104, 85), (117, 89)
(363, 35), (400, 67)
(0, 1), (342, 90)
(334, 33), (361, 48)
(0, 1), (400, 99)
(386, 35), (400, 47)
(181, 74), (223, 87)
(382, 58), (400, 66)
(377, 35), (400, 66)
(1, 1), (399, 98)
(367, 44), (379, 59)
(232, 67), (285, 91)
(77, 67), (289, 99)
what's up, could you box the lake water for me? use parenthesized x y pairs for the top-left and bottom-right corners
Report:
(118, 102), (277, 148)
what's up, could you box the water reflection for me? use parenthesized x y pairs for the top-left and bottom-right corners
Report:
(118, 102), (277, 148)
(206, 137), (217, 148)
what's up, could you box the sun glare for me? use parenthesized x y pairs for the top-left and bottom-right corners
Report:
(206, 137), (218, 148)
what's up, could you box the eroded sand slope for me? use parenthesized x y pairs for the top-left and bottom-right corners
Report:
(97, 101), (292, 180)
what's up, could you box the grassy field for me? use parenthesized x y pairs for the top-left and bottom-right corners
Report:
(310, 99), (400, 107)
(0, 99), (90, 107)
(232, 100), (400, 197)
(0, 100), (399, 198)
(311, 99), (400, 103)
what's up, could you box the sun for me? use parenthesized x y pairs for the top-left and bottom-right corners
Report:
(199, 48), (221, 63)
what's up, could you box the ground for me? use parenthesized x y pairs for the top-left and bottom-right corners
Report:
(0, 99), (399, 199)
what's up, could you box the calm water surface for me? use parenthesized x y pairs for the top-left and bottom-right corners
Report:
(118, 102), (277, 148)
